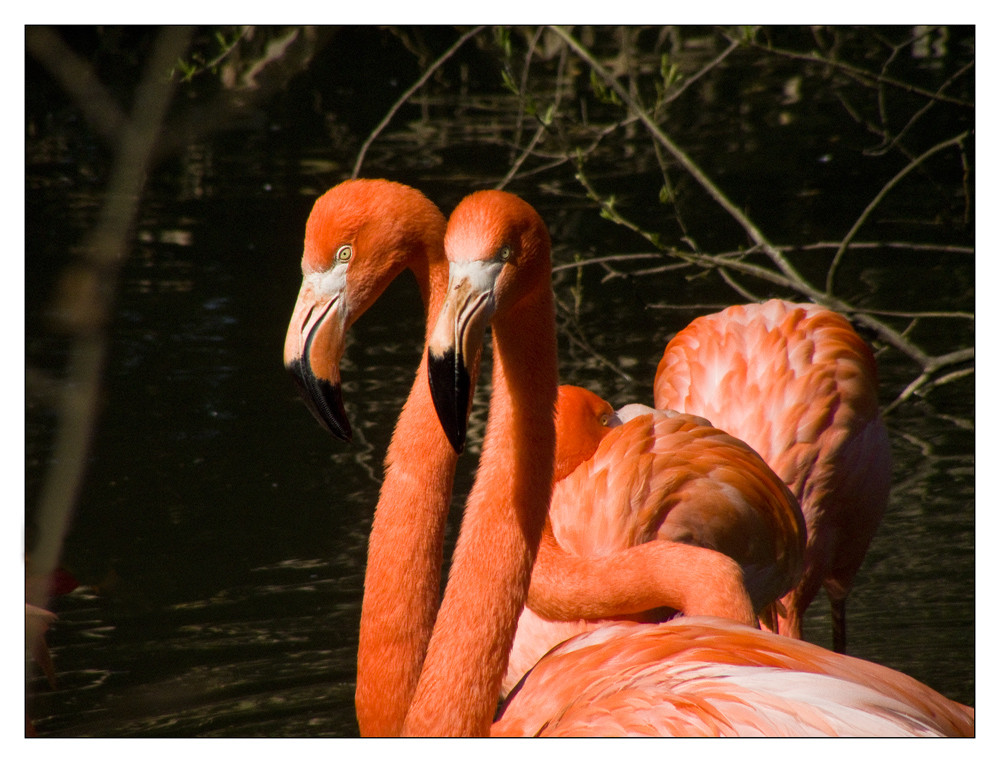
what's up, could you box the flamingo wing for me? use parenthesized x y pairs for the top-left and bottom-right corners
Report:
(507, 407), (805, 696)
(654, 300), (891, 647)
(550, 409), (804, 611)
(495, 618), (974, 737)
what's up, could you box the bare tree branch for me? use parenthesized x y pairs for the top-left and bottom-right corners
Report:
(26, 26), (195, 609)
(541, 26), (972, 413)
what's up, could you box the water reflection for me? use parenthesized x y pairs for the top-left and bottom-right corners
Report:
(33, 561), (361, 737)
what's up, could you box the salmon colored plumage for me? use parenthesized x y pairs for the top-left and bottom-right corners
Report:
(506, 388), (805, 695)
(284, 180), (972, 736)
(654, 300), (892, 651)
(494, 618), (973, 736)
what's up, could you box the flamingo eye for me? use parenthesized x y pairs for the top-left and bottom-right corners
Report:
(335, 244), (353, 264)
(498, 244), (513, 263)
(599, 414), (610, 426)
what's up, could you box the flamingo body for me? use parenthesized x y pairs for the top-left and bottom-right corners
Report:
(507, 392), (805, 694)
(654, 300), (891, 649)
(550, 406), (802, 581)
(495, 617), (974, 737)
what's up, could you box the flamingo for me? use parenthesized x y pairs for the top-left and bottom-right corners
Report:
(415, 188), (972, 736)
(654, 301), (892, 652)
(505, 386), (805, 696)
(285, 180), (800, 732)
(284, 179), (454, 735)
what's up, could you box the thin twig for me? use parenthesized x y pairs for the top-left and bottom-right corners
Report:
(881, 363), (973, 418)
(865, 59), (976, 157)
(552, 253), (664, 273)
(499, 33), (568, 190)
(554, 300), (636, 383)
(352, 26), (485, 178)
(657, 35), (743, 111)
(861, 308), (974, 321)
(800, 241), (973, 256)
(574, 164), (806, 295)
(742, 34), (974, 109)
(717, 268), (764, 303)
(825, 130), (970, 294)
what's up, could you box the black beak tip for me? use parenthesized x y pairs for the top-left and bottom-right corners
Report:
(445, 428), (466, 455)
(286, 360), (353, 443)
(313, 380), (353, 443)
(428, 349), (469, 454)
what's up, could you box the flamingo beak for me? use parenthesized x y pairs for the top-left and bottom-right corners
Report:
(284, 276), (352, 441)
(427, 259), (501, 453)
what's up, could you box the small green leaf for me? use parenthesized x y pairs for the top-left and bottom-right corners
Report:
(493, 27), (512, 58)
(589, 70), (622, 106)
(589, 70), (603, 97)
(500, 67), (518, 95)
(665, 64), (679, 88)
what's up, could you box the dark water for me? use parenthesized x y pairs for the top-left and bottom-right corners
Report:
(25, 27), (974, 737)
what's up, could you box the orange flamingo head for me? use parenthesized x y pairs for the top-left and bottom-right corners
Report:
(284, 179), (446, 440)
(553, 385), (619, 482)
(427, 190), (552, 452)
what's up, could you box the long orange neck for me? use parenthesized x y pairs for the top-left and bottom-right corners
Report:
(403, 283), (558, 736)
(355, 254), (456, 736)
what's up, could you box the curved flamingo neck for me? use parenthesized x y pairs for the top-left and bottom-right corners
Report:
(355, 248), (456, 736)
(403, 281), (558, 736)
